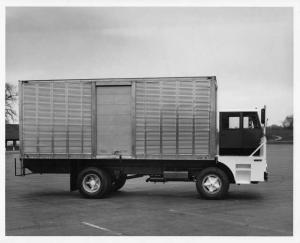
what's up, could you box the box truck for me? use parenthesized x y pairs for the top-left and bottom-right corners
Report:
(16, 76), (268, 199)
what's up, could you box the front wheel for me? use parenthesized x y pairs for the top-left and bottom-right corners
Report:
(196, 167), (229, 199)
(77, 167), (112, 198)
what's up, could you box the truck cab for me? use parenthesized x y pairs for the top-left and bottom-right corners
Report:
(219, 110), (263, 156)
(217, 107), (268, 185)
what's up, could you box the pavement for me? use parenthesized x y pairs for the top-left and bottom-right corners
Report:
(5, 144), (293, 236)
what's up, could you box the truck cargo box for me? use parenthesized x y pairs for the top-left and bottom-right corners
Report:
(19, 77), (217, 160)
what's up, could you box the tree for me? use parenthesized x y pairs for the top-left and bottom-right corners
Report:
(282, 115), (293, 129)
(5, 83), (17, 124)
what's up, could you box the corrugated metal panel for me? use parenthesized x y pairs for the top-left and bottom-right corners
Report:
(20, 77), (216, 160)
(135, 77), (215, 159)
(21, 81), (92, 158)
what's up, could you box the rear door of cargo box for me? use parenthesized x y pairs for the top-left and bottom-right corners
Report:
(20, 80), (92, 159)
(96, 85), (132, 156)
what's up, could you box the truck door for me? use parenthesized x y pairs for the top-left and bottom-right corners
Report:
(219, 112), (242, 155)
(96, 85), (132, 157)
(241, 112), (262, 155)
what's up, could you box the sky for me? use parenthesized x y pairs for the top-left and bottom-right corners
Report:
(5, 7), (293, 125)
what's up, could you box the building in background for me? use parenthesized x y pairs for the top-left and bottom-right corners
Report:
(6, 124), (19, 151)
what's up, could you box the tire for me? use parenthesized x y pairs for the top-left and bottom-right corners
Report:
(77, 167), (112, 198)
(196, 167), (229, 199)
(111, 173), (127, 192)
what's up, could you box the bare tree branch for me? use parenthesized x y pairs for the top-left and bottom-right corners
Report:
(5, 83), (18, 124)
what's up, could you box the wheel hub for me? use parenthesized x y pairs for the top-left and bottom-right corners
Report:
(82, 174), (101, 193)
(202, 174), (222, 194)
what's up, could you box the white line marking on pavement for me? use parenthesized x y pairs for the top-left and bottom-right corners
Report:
(168, 209), (290, 235)
(81, 221), (123, 235)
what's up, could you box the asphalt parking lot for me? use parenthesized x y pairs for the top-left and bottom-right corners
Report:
(5, 144), (293, 236)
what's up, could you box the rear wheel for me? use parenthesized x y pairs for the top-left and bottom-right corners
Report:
(78, 167), (112, 198)
(196, 167), (229, 199)
(111, 173), (127, 192)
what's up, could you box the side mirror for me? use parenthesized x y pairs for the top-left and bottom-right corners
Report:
(261, 108), (266, 125)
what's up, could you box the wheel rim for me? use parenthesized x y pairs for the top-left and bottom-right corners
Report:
(82, 173), (101, 193)
(202, 174), (222, 194)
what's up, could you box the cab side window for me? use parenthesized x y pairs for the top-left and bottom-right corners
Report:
(229, 117), (240, 129)
(243, 113), (260, 129)
(222, 113), (240, 129)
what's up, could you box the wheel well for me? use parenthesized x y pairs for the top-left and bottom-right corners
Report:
(70, 162), (114, 191)
(190, 162), (235, 184)
(216, 163), (235, 183)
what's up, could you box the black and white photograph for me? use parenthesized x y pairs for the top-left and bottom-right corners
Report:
(2, 2), (297, 239)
